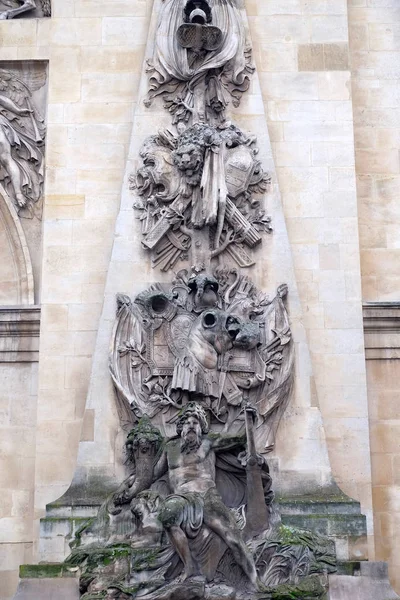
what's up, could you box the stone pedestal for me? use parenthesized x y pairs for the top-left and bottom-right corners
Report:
(13, 562), (400, 600)
(13, 578), (79, 600)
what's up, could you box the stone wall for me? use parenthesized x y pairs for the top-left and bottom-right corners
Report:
(0, 363), (37, 599)
(247, 0), (372, 554)
(0, 308), (40, 599)
(348, 0), (400, 301)
(35, 1), (151, 515)
(348, 0), (400, 593)
(363, 304), (400, 592)
(0, 2), (151, 598)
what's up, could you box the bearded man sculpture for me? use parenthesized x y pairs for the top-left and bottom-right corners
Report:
(155, 402), (260, 589)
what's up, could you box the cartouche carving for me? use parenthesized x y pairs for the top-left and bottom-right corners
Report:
(131, 123), (271, 271)
(145, 0), (254, 126)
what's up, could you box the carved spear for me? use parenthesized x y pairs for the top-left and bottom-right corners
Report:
(244, 404), (269, 539)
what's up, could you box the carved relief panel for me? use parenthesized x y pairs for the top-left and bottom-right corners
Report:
(0, 61), (48, 303)
(62, 2), (342, 599)
(115, 0), (295, 449)
(0, 0), (51, 20)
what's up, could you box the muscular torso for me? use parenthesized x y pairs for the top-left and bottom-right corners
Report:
(166, 437), (216, 494)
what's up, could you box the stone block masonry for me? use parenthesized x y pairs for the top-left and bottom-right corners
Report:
(0, 0), (397, 597)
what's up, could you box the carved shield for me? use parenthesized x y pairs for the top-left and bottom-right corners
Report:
(225, 146), (256, 198)
(177, 23), (223, 51)
(167, 313), (196, 357)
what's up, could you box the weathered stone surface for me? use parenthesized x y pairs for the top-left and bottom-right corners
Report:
(124, 579), (207, 600)
(3, 0), (394, 597)
(0, 307), (40, 362)
(13, 578), (79, 600)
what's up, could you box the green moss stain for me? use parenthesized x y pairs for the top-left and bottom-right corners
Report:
(19, 563), (76, 579)
(262, 575), (327, 599)
(277, 524), (307, 545)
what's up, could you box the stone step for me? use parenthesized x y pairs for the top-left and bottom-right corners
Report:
(14, 562), (400, 600)
(280, 512), (367, 562)
(280, 513), (367, 538)
(328, 562), (400, 600)
(39, 517), (92, 563)
(14, 565), (79, 600)
(40, 495), (368, 563)
(45, 504), (100, 519)
(277, 496), (362, 516)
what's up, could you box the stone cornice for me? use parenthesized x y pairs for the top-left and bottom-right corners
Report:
(363, 303), (400, 360)
(0, 306), (41, 362)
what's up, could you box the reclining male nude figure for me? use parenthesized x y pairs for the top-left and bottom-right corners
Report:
(153, 402), (262, 590)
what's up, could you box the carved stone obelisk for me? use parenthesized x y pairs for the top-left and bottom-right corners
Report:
(47, 1), (346, 598)
(75, 0), (333, 503)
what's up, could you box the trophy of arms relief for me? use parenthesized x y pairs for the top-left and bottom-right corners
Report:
(120, 0), (293, 452)
(130, 0), (272, 272)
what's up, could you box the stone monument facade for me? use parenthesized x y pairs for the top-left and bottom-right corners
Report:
(9, 1), (392, 599)
(56, 3), (337, 596)
(1, 1), (400, 599)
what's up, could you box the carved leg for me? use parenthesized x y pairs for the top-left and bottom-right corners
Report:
(204, 504), (258, 589)
(167, 525), (196, 581)
(0, 0), (36, 20)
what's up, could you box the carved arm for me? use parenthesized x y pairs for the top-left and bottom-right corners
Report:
(153, 449), (169, 480)
(0, 0), (36, 21)
(112, 450), (168, 509)
(0, 94), (32, 116)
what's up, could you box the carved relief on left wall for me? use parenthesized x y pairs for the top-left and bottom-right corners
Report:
(0, 0), (51, 20)
(0, 61), (48, 304)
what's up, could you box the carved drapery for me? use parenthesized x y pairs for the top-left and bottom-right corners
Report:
(146, 0), (254, 121)
(0, 66), (47, 217)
